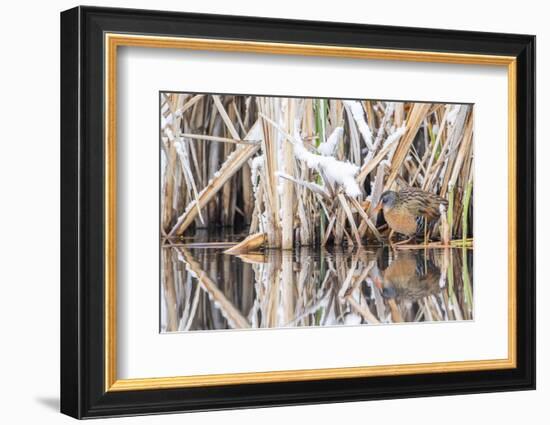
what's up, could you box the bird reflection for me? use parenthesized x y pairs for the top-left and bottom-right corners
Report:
(378, 249), (442, 301)
(370, 248), (444, 322)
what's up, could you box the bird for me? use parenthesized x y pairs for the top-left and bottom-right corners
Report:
(373, 187), (448, 245)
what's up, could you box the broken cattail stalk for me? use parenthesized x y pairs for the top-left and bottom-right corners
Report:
(282, 98), (295, 250)
(179, 133), (260, 145)
(224, 232), (267, 255)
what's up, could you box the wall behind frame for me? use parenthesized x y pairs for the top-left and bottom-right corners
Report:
(0, 1), (543, 424)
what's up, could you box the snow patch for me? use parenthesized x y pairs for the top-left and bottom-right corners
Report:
(383, 125), (407, 149)
(250, 154), (264, 183)
(318, 126), (343, 156)
(446, 105), (461, 126)
(344, 100), (374, 149)
(293, 130), (361, 198)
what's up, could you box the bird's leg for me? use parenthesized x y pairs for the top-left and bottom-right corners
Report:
(423, 217), (428, 245)
(393, 236), (415, 246)
(388, 229), (395, 247)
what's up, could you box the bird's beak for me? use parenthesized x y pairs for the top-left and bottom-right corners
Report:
(373, 202), (382, 214)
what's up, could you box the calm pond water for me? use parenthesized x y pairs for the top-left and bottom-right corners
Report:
(160, 242), (473, 333)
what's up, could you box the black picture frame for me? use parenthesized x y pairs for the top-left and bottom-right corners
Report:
(61, 5), (536, 419)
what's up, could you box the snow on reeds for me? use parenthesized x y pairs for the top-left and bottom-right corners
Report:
(292, 130), (362, 198)
(318, 126), (343, 156)
(160, 93), (473, 249)
(344, 100), (374, 150)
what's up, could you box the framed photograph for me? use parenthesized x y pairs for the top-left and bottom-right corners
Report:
(60, 6), (535, 419)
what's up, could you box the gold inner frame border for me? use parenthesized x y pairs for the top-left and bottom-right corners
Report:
(104, 33), (517, 392)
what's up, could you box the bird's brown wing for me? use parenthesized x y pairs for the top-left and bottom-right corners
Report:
(400, 187), (447, 219)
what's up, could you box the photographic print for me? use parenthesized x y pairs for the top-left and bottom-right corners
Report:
(160, 94), (473, 333)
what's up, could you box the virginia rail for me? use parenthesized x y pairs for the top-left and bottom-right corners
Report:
(374, 187), (448, 245)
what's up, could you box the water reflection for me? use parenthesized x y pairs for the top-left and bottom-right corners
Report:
(160, 246), (473, 332)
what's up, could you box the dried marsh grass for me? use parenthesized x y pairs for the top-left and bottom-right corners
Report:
(160, 93), (474, 249)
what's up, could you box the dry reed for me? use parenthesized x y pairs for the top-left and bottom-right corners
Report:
(160, 93), (474, 249)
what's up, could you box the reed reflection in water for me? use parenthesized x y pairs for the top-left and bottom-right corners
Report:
(160, 246), (473, 332)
